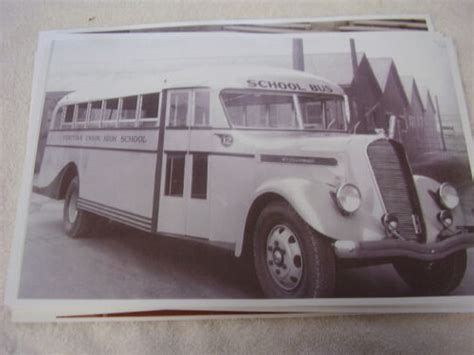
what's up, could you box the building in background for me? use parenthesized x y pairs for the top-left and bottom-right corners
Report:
(418, 86), (441, 152)
(368, 57), (409, 141)
(304, 50), (382, 133)
(400, 76), (425, 161)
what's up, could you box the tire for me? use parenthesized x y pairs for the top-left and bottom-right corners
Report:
(253, 200), (336, 298)
(63, 176), (94, 238)
(393, 250), (467, 296)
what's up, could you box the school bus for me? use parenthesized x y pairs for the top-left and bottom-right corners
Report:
(35, 66), (474, 298)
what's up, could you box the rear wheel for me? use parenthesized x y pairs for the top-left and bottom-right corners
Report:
(393, 250), (467, 295)
(63, 176), (95, 238)
(253, 201), (336, 298)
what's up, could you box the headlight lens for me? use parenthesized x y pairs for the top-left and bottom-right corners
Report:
(336, 183), (362, 214)
(438, 183), (460, 209)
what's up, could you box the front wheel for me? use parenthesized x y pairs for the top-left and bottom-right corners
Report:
(63, 176), (95, 238)
(393, 250), (467, 296)
(253, 201), (336, 298)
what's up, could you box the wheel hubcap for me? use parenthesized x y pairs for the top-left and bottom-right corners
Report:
(266, 224), (303, 291)
(272, 249), (284, 266)
(68, 190), (78, 223)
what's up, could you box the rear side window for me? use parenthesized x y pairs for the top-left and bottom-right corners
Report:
(140, 93), (160, 119)
(120, 96), (138, 120)
(89, 101), (103, 122)
(103, 98), (119, 122)
(76, 102), (88, 123)
(64, 105), (75, 123)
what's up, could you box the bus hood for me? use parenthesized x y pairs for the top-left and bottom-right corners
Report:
(232, 130), (383, 158)
(235, 131), (391, 194)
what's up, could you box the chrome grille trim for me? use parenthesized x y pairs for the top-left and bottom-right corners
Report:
(367, 139), (423, 242)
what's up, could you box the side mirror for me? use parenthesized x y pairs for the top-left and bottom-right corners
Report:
(343, 95), (351, 125)
(352, 121), (361, 134)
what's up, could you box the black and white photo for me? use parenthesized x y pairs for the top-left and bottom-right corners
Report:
(5, 20), (474, 320)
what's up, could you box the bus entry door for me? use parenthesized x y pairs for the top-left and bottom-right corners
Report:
(157, 89), (211, 240)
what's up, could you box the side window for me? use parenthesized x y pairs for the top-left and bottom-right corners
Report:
(120, 96), (138, 120)
(64, 105), (75, 123)
(325, 100), (345, 130)
(89, 100), (103, 124)
(246, 105), (265, 127)
(193, 91), (210, 126)
(164, 153), (185, 197)
(221, 91), (296, 128)
(103, 98), (119, 123)
(300, 98), (324, 129)
(76, 102), (88, 124)
(139, 93), (160, 119)
(191, 154), (208, 199)
(168, 91), (189, 127)
(227, 105), (245, 126)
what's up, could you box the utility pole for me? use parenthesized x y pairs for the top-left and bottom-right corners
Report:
(292, 38), (304, 71)
(349, 38), (358, 78)
(435, 95), (447, 151)
(349, 38), (360, 128)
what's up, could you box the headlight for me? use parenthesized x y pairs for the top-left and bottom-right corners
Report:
(335, 183), (362, 214)
(438, 183), (460, 209)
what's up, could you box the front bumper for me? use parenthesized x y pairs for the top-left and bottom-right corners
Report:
(334, 232), (474, 261)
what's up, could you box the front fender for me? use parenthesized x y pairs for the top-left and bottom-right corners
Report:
(252, 177), (386, 243)
(414, 175), (465, 243)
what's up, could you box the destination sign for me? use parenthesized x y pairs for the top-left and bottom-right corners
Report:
(47, 130), (158, 151)
(247, 79), (334, 93)
(62, 133), (148, 144)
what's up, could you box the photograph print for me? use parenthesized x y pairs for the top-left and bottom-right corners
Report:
(13, 29), (474, 303)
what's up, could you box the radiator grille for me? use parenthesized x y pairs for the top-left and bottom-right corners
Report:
(367, 139), (422, 242)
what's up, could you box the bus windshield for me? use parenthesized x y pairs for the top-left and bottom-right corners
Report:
(220, 90), (346, 131)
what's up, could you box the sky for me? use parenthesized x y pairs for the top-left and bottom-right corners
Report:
(46, 31), (460, 116)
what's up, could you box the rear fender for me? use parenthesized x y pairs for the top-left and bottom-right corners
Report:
(34, 163), (77, 200)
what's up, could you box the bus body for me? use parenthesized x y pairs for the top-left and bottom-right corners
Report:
(36, 66), (474, 298)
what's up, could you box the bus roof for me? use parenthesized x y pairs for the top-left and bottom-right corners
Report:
(56, 65), (345, 105)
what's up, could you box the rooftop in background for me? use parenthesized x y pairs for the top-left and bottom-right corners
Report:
(400, 76), (424, 110)
(418, 86), (433, 110)
(367, 57), (394, 91)
(304, 52), (364, 86)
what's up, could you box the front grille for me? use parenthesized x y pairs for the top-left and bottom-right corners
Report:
(367, 139), (423, 242)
